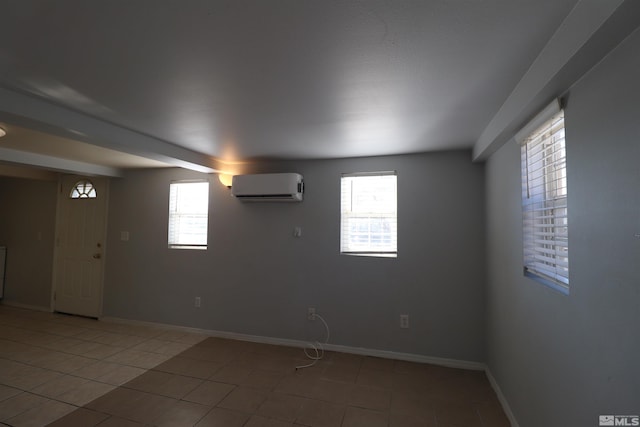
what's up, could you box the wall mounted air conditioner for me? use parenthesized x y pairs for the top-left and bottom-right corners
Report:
(231, 173), (304, 202)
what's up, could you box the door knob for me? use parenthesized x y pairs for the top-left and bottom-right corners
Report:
(93, 253), (101, 259)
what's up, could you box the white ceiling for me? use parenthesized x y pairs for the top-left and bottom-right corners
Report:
(0, 1), (636, 176)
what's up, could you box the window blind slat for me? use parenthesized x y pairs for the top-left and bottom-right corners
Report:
(341, 172), (397, 257)
(521, 109), (569, 290)
(168, 181), (209, 249)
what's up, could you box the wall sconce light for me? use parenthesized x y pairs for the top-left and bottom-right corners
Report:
(0, 127), (6, 138)
(218, 173), (233, 188)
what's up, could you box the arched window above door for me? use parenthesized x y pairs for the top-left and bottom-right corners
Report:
(70, 180), (97, 199)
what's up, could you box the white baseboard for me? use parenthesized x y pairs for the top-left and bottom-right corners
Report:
(485, 367), (520, 427)
(100, 315), (485, 371)
(0, 300), (52, 312)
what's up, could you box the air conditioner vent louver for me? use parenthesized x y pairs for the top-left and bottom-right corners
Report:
(231, 173), (304, 202)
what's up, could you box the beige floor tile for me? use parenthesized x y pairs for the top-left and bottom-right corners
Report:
(97, 416), (148, 426)
(195, 407), (250, 427)
(356, 369), (394, 389)
(0, 327), (36, 343)
(218, 386), (268, 413)
(393, 360), (429, 375)
(92, 332), (145, 347)
(321, 365), (359, 383)
(0, 306), (510, 427)
(255, 356), (300, 374)
(105, 349), (170, 369)
(38, 336), (86, 352)
(342, 406), (388, 427)
(46, 407), (110, 427)
(57, 380), (116, 406)
(183, 380), (235, 406)
(72, 360), (123, 380)
(0, 339), (33, 359)
(0, 392), (49, 421)
(27, 332), (74, 347)
(6, 365), (64, 390)
(41, 323), (87, 337)
(474, 401), (511, 427)
(4, 398), (76, 427)
(209, 363), (252, 384)
(309, 379), (353, 404)
(94, 364), (146, 385)
(39, 353), (97, 374)
(390, 391), (435, 417)
(274, 374), (317, 398)
(31, 374), (89, 398)
(182, 345), (239, 363)
(153, 356), (224, 379)
(124, 370), (202, 399)
(435, 401), (484, 426)
(241, 369), (284, 390)
(73, 329), (109, 341)
(391, 371), (432, 394)
(245, 415), (294, 427)
(87, 387), (176, 423)
(84, 386), (145, 416)
(348, 384), (391, 411)
(361, 357), (396, 372)
(0, 383), (22, 402)
(257, 393), (306, 422)
(27, 350), (69, 367)
(66, 341), (125, 359)
(154, 330), (207, 345)
(325, 352), (363, 368)
(11, 347), (58, 365)
(131, 339), (192, 356)
(152, 400), (211, 427)
(130, 338), (169, 352)
(295, 399), (345, 427)
(389, 411), (438, 427)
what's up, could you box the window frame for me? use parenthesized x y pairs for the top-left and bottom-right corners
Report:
(167, 180), (209, 250)
(70, 180), (97, 199)
(340, 171), (398, 258)
(518, 104), (569, 294)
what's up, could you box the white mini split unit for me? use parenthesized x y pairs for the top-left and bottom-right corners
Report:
(231, 173), (304, 202)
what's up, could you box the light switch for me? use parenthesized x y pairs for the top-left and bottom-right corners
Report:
(120, 231), (130, 241)
(293, 226), (302, 238)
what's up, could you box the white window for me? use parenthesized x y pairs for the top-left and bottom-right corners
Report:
(70, 180), (97, 199)
(340, 172), (397, 257)
(168, 181), (209, 250)
(520, 107), (569, 292)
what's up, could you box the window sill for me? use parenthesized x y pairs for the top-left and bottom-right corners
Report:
(168, 245), (207, 250)
(524, 269), (569, 295)
(341, 252), (397, 258)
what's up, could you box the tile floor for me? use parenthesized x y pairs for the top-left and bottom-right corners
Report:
(0, 305), (510, 426)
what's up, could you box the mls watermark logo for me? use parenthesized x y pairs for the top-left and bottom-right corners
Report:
(600, 415), (640, 426)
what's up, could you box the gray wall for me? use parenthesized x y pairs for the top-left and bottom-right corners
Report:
(104, 150), (486, 362)
(0, 177), (57, 308)
(485, 29), (640, 426)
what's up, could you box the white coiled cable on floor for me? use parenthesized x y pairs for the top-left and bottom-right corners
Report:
(295, 313), (330, 370)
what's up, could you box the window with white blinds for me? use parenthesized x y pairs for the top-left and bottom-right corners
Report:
(340, 172), (397, 257)
(168, 181), (209, 250)
(520, 110), (569, 292)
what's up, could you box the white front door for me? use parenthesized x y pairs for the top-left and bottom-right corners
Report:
(53, 175), (108, 318)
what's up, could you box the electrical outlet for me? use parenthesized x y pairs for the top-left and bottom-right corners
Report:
(400, 314), (409, 329)
(308, 307), (316, 320)
(195, 297), (201, 308)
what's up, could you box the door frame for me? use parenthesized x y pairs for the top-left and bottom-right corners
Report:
(50, 174), (110, 317)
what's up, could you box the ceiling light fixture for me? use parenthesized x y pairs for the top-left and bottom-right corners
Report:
(0, 127), (6, 138)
